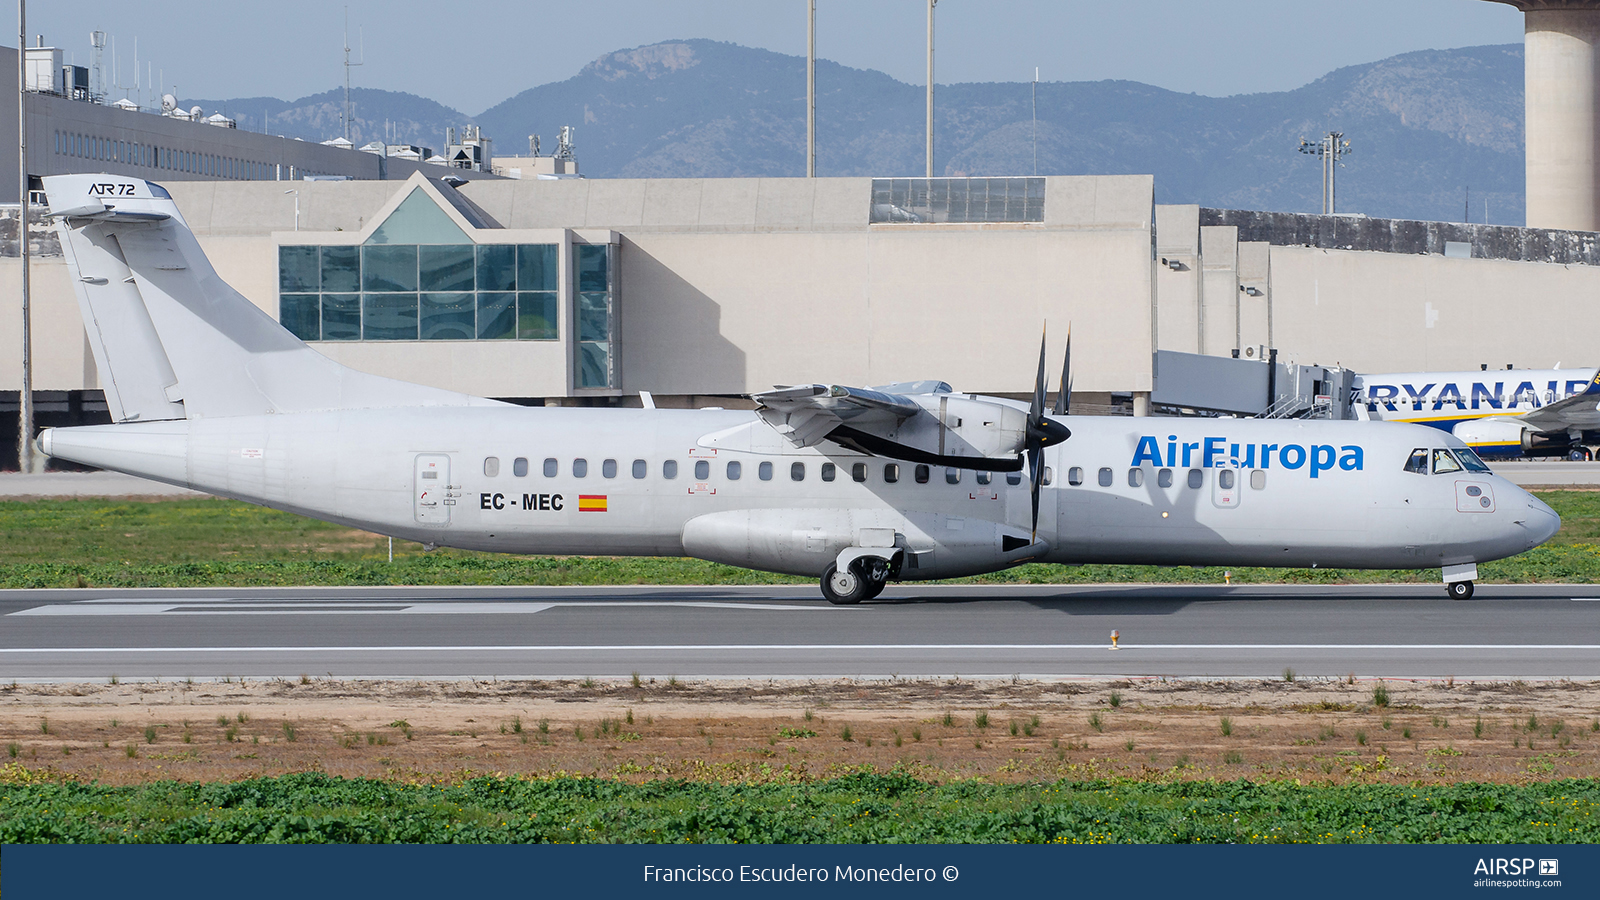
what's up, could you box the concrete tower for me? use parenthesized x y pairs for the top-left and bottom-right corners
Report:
(1487, 1), (1600, 230)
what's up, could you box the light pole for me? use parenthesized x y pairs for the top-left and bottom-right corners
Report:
(17, 0), (34, 474)
(807, 0), (815, 178)
(1298, 132), (1352, 215)
(284, 189), (299, 231)
(926, 0), (937, 178)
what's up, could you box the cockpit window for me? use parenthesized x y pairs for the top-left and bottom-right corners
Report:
(1457, 447), (1492, 473)
(1432, 449), (1463, 475)
(1403, 449), (1428, 475)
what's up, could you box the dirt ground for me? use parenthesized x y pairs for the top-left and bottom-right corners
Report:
(0, 677), (1597, 785)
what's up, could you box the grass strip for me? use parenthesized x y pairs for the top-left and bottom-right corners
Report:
(1, 769), (1596, 843)
(0, 492), (1595, 588)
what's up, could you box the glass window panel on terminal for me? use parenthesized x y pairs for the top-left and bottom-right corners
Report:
(279, 246), (319, 293)
(361, 294), (418, 340)
(279, 294), (320, 341)
(320, 294), (361, 341)
(318, 246), (360, 293)
(362, 245), (418, 292)
(476, 293), (516, 339)
(419, 244), (475, 292)
(420, 293), (474, 340)
(518, 293), (558, 340)
(518, 244), (559, 292)
(476, 244), (517, 292)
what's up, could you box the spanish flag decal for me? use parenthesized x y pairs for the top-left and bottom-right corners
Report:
(578, 494), (608, 513)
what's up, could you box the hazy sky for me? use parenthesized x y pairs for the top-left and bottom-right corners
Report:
(28, 0), (1524, 115)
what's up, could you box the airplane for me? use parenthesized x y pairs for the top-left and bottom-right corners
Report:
(1356, 368), (1600, 460)
(38, 173), (1561, 603)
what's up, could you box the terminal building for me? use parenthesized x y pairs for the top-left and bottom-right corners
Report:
(9, 20), (1600, 468)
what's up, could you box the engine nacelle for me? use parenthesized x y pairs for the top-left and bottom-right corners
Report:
(1451, 418), (1532, 458)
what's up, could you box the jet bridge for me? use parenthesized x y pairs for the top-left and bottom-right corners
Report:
(1151, 350), (1354, 419)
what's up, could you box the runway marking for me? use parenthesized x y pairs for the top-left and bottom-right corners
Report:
(0, 643), (1596, 653)
(6, 600), (824, 617)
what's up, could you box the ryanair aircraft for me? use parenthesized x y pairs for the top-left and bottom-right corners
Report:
(40, 175), (1560, 602)
(1358, 368), (1600, 459)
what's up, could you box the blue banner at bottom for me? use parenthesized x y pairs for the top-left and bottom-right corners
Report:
(5, 843), (1595, 899)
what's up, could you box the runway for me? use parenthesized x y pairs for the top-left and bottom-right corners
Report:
(0, 583), (1596, 681)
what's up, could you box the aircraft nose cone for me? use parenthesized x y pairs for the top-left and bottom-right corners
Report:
(1522, 495), (1561, 548)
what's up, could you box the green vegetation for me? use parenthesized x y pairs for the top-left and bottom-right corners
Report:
(0, 492), (1595, 587)
(5, 771), (1594, 843)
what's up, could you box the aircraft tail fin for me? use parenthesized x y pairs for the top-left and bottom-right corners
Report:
(45, 174), (497, 421)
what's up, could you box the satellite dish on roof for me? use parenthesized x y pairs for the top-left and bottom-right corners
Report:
(190, 106), (202, 118)
(161, 93), (177, 112)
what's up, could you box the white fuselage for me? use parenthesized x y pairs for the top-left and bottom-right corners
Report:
(39, 407), (1559, 580)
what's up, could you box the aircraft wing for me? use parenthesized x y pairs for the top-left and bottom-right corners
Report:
(1511, 380), (1600, 433)
(751, 382), (1032, 471)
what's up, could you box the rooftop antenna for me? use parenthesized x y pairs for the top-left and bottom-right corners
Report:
(1297, 131), (1352, 215)
(342, 7), (363, 141)
(1031, 66), (1038, 176)
(89, 30), (106, 103)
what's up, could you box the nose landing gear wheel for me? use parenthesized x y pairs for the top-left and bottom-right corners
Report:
(821, 563), (868, 605)
(1447, 580), (1474, 600)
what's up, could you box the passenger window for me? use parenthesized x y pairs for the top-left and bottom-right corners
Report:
(945, 468), (961, 485)
(694, 460), (710, 480)
(1067, 467), (1083, 486)
(602, 459), (618, 479)
(1157, 468), (1173, 488)
(543, 458), (558, 477)
(483, 457), (500, 477)
(1043, 467), (1053, 486)
(513, 457), (529, 477)
(1433, 449), (1462, 475)
(885, 464), (900, 484)
(759, 461), (774, 481)
(1128, 468), (1144, 488)
(1098, 467), (1113, 487)
(572, 458), (588, 478)
(1006, 471), (1022, 486)
(632, 459), (647, 479)
(1219, 469), (1236, 490)
(977, 471), (992, 485)
(822, 463), (836, 482)
(915, 464), (930, 484)
(1187, 468), (1203, 489)
(791, 462), (806, 481)
(727, 461), (742, 480)
(852, 463), (868, 483)
(1404, 449), (1428, 475)
(1250, 469), (1266, 490)
(663, 459), (678, 479)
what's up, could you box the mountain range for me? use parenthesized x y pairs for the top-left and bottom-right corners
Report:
(184, 39), (1527, 225)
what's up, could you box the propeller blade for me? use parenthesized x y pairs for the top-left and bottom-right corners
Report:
(1029, 329), (1053, 541)
(1052, 329), (1072, 416)
(1028, 445), (1044, 540)
(1031, 331), (1048, 424)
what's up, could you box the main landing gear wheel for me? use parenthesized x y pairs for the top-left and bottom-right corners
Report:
(1447, 580), (1474, 600)
(821, 563), (868, 605)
